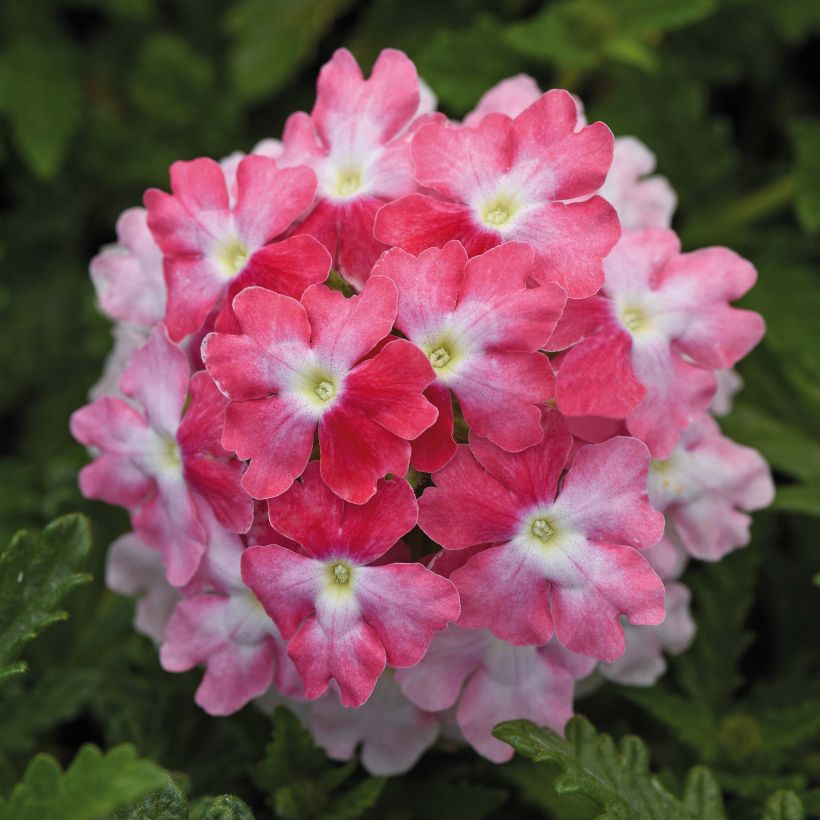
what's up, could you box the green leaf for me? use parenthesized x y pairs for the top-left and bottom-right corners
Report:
(415, 15), (523, 113)
(0, 744), (168, 820)
(0, 514), (92, 684)
(762, 791), (805, 820)
(0, 39), (83, 178)
(192, 794), (256, 819)
(790, 119), (820, 233)
(493, 715), (725, 819)
(504, 0), (717, 73)
(225, 0), (356, 103)
(110, 777), (188, 819)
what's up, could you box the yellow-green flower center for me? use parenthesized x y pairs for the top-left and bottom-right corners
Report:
(429, 346), (452, 369)
(314, 379), (336, 402)
(330, 562), (351, 585)
(335, 168), (363, 197)
(531, 518), (554, 542)
(218, 237), (249, 277)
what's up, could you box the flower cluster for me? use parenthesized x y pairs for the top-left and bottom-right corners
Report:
(73, 51), (773, 774)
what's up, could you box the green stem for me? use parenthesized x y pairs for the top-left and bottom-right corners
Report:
(681, 174), (796, 247)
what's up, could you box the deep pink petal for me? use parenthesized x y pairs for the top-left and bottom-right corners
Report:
(267, 461), (418, 564)
(410, 383), (456, 473)
(546, 294), (618, 352)
(468, 408), (572, 511)
(418, 446), (523, 549)
(554, 331), (646, 419)
(335, 196), (392, 290)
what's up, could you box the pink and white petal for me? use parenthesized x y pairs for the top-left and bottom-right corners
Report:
(310, 675), (440, 776)
(512, 92), (613, 200)
(410, 383), (456, 473)
(372, 242), (465, 341)
(78, 455), (154, 507)
(411, 115), (513, 202)
(70, 396), (153, 453)
(120, 325), (189, 437)
(203, 288), (312, 399)
(195, 640), (276, 716)
(457, 643), (576, 762)
(234, 157), (316, 247)
(280, 111), (327, 167)
(552, 436), (664, 548)
(468, 408), (572, 510)
(464, 74), (541, 125)
(452, 542), (553, 645)
(601, 229), (681, 296)
(374, 194), (494, 256)
(302, 277), (398, 373)
(160, 595), (227, 671)
(241, 545), (322, 639)
(313, 48), (420, 150)
(627, 342), (717, 458)
(334, 197), (392, 290)
(418, 446), (523, 549)
(289, 606), (386, 707)
(318, 402), (413, 505)
(355, 563), (460, 667)
(90, 323), (151, 401)
(618, 176), (677, 231)
(395, 625), (487, 712)
(511, 198), (619, 298)
(554, 331), (645, 419)
(547, 538), (665, 661)
(672, 496), (754, 561)
(454, 351), (553, 451)
(223, 396), (315, 500)
(341, 338), (437, 439)
(133, 480), (207, 586)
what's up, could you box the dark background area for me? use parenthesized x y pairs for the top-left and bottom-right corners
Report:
(1, 1), (819, 817)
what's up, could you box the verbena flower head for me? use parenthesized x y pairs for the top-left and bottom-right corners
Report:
(72, 55), (772, 775)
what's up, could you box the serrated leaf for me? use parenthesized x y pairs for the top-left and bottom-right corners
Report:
(110, 777), (187, 819)
(762, 791), (805, 820)
(0, 514), (92, 684)
(225, 0), (355, 103)
(790, 119), (820, 233)
(0, 744), (168, 820)
(0, 39), (83, 178)
(682, 768), (726, 819)
(192, 794), (256, 820)
(492, 715), (708, 819)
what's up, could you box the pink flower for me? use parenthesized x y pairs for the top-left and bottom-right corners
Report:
(711, 368), (743, 416)
(548, 229), (765, 457)
(396, 625), (594, 762)
(90, 207), (166, 327)
(464, 74), (585, 130)
(144, 154), (318, 340)
(375, 89), (619, 298)
(71, 326), (252, 585)
(372, 241), (564, 469)
(418, 409), (665, 660)
(105, 532), (179, 644)
(90, 322), (151, 400)
(241, 463), (460, 707)
(279, 48), (435, 289)
(202, 276), (438, 503)
(598, 137), (677, 230)
(599, 582), (695, 687)
(160, 505), (298, 715)
(308, 674), (440, 775)
(649, 414), (774, 561)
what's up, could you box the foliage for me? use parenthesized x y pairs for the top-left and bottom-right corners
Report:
(0, 0), (818, 817)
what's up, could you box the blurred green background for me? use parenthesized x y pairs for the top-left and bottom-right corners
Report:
(1, 0), (819, 817)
